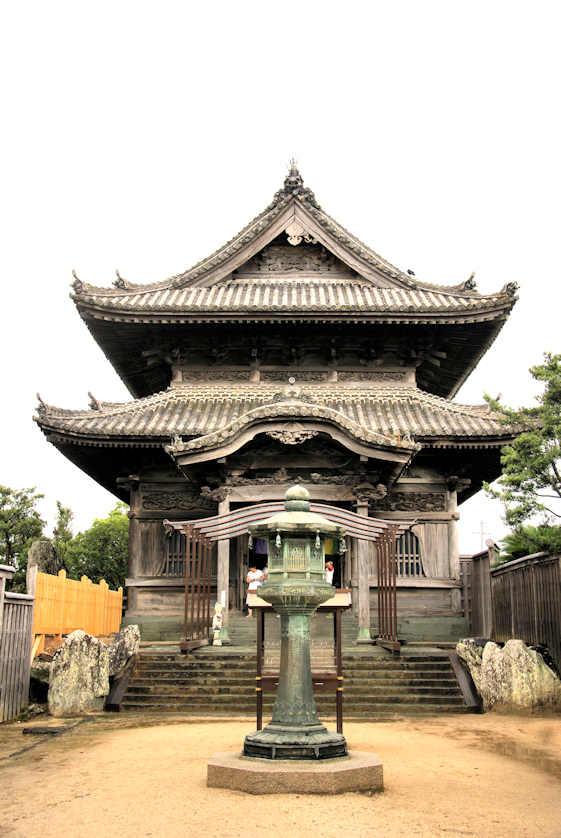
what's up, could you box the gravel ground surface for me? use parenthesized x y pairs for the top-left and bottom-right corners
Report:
(1, 713), (561, 838)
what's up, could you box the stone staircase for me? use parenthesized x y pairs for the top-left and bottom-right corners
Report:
(120, 648), (467, 717)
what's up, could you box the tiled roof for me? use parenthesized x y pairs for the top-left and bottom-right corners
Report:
(36, 383), (513, 447)
(70, 165), (518, 321)
(74, 276), (512, 320)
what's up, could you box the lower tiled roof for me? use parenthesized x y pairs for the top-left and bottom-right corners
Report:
(35, 384), (513, 447)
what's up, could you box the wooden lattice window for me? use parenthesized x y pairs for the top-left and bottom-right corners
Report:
(395, 531), (424, 578)
(165, 531), (186, 577)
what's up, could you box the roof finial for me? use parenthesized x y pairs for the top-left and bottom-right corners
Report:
(270, 158), (320, 210)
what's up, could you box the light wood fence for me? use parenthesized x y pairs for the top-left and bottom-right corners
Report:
(0, 565), (34, 722)
(32, 570), (122, 651)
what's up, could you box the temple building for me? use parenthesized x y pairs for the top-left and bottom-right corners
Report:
(35, 164), (517, 643)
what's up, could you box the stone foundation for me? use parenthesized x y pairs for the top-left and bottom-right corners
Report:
(207, 750), (383, 794)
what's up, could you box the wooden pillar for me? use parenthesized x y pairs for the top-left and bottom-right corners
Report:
(350, 538), (359, 617)
(356, 501), (372, 644)
(448, 489), (462, 614)
(217, 497), (231, 644)
(447, 488), (460, 579)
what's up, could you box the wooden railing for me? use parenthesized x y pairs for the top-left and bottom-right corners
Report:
(32, 570), (122, 654)
(490, 553), (561, 673)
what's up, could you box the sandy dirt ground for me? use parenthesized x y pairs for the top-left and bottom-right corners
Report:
(1, 713), (561, 838)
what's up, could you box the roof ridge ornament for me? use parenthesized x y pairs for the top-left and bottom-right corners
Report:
(463, 272), (477, 291)
(88, 391), (101, 411)
(271, 160), (321, 210)
(36, 393), (47, 417)
(113, 269), (131, 290)
(71, 269), (83, 294)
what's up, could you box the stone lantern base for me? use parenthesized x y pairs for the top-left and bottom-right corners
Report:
(207, 750), (384, 794)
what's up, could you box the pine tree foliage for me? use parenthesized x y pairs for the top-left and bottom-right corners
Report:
(497, 525), (561, 565)
(485, 352), (561, 528)
(52, 501), (74, 562)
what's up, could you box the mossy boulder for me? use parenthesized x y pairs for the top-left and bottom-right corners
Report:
(48, 630), (110, 716)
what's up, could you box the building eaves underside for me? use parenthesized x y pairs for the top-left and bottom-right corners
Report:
(78, 316), (510, 402)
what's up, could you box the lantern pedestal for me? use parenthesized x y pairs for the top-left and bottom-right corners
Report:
(244, 593), (346, 759)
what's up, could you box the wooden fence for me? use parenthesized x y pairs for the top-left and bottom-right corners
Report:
(0, 565), (34, 723)
(463, 549), (561, 674)
(490, 552), (561, 673)
(32, 570), (122, 646)
(460, 548), (493, 637)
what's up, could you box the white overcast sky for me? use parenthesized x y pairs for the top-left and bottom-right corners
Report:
(1, 1), (559, 553)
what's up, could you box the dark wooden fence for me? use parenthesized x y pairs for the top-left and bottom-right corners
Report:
(460, 548), (493, 637)
(490, 552), (561, 673)
(0, 565), (35, 722)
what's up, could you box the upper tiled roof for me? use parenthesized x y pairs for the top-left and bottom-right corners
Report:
(35, 382), (513, 447)
(70, 164), (518, 322)
(72, 276), (513, 320)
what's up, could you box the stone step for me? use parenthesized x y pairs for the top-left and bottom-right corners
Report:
(344, 679), (460, 689)
(344, 662), (453, 669)
(125, 688), (464, 705)
(120, 700), (467, 715)
(137, 659), (256, 669)
(129, 677), (461, 693)
(340, 686), (463, 697)
(133, 669), (255, 686)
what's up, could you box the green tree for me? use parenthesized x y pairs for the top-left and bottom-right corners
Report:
(0, 486), (45, 588)
(52, 501), (74, 563)
(65, 503), (129, 590)
(485, 352), (561, 528)
(497, 524), (561, 565)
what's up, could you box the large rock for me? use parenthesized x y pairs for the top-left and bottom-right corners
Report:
(107, 625), (140, 677)
(458, 637), (561, 711)
(48, 630), (110, 716)
(27, 539), (63, 575)
(456, 638), (486, 694)
(480, 640), (561, 711)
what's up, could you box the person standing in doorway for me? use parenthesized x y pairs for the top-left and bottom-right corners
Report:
(246, 565), (264, 617)
(325, 560), (334, 586)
